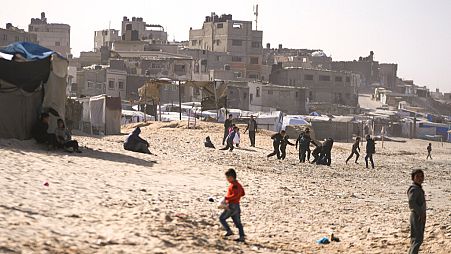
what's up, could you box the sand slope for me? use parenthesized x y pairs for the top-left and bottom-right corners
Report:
(0, 121), (450, 253)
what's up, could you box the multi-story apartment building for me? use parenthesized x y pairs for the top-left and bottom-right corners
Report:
(188, 13), (264, 80)
(28, 12), (70, 57)
(0, 23), (37, 47)
(121, 16), (167, 43)
(94, 29), (120, 50)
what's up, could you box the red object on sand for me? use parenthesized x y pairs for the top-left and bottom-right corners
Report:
(44, 182), (49, 186)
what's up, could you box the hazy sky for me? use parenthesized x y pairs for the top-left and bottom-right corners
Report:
(1, 0), (450, 92)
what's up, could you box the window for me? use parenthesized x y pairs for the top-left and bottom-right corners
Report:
(268, 90), (273, 95)
(217, 23), (223, 29)
(216, 56), (221, 61)
(194, 87), (200, 95)
(250, 57), (259, 64)
(346, 76), (351, 82)
(191, 40), (197, 46)
(118, 81), (124, 89)
(174, 64), (186, 72)
(215, 39), (220, 46)
(248, 74), (258, 79)
(250, 93), (254, 103)
(55, 41), (61, 46)
(232, 40), (242, 46)
(309, 91), (314, 101)
(304, 74), (314, 81)
(233, 72), (242, 78)
(87, 81), (94, 88)
(256, 87), (260, 97)
(251, 41), (261, 48)
(108, 80), (115, 89)
(95, 83), (102, 90)
(243, 92), (247, 99)
(233, 23), (242, 29)
(296, 91), (299, 98)
(232, 56), (242, 62)
(335, 76), (343, 82)
(319, 75), (331, 81)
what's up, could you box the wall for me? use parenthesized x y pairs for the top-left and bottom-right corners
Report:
(0, 28), (37, 47)
(106, 69), (127, 99)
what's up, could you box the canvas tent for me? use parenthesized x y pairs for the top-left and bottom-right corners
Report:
(0, 42), (67, 140)
(78, 95), (121, 135)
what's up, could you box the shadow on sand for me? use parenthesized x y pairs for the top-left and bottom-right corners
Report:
(1, 139), (156, 168)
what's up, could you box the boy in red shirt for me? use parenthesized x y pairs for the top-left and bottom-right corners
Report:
(220, 168), (245, 242)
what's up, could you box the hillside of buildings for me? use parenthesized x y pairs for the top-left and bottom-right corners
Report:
(1, 121), (450, 253)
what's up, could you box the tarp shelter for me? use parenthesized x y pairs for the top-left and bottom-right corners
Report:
(309, 116), (354, 141)
(88, 95), (122, 135)
(0, 42), (67, 140)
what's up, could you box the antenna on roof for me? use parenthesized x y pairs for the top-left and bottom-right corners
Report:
(253, 4), (259, 30)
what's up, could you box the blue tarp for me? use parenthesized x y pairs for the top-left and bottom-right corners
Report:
(0, 42), (59, 60)
(310, 112), (321, 116)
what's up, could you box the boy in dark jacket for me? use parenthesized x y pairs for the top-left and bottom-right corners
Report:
(220, 168), (245, 242)
(426, 143), (432, 160)
(365, 135), (376, 169)
(244, 115), (258, 147)
(267, 130), (286, 159)
(346, 137), (361, 164)
(296, 130), (312, 163)
(407, 169), (426, 254)
(280, 135), (295, 160)
(310, 140), (322, 164)
(220, 126), (237, 151)
(222, 114), (233, 145)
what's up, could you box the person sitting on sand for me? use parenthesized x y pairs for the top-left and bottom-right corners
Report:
(346, 137), (361, 164)
(204, 136), (215, 149)
(31, 112), (57, 149)
(220, 126), (237, 152)
(124, 127), (151, 154)
(220, 168), (245, 242)
(55, 119), (81, 153)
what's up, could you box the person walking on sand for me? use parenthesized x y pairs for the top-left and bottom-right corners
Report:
(407, 169), (426, 254)
(280, 134), (295, 160)
(267, 130), (286, 159)
(220, 126), (237, 152)
(296, 129), (312, 163)
(365, 135), (376, 169)
(223, 114), (233, 145)
(220, 168), (245, 242)
(346, 137), (361, 164)
(244, 115), (258, 147)
(426, 143), (432, 160)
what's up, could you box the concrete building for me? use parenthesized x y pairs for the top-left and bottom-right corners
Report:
(74, 65), (127, 99)
(248, 82), (308, 114)
(379, 63), (398, 89)
(269, 64), (359, 107)
(188, 13), (264, 80)
(0, 23), (37, 47)
(28, 12), (71, 57)
(121, 16), (167, 44)
(94, 29), (120, 50)
(106, 69), (127, 99)
(331, 51), (379, 87)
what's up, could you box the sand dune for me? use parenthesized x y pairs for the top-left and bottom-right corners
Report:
(0, 121), (450, 253)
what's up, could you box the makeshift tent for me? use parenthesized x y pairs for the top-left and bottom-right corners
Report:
(0, 42), (67, 140)
(310, 116), (354, 141)
(88, 95), (122, 135)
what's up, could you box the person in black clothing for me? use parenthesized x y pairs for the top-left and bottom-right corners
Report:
(220, 126), (237, 151)
(318, 138), (334, 166)
(310, 140), (322, 164)
(31, 112), (57, 149)
(365, 135), (376, 169)
(267, 130), (286, 159)
(244, 115), (258, 147)
(407, 169), (426, 254)
(280, 135), (295, 160)
(346, 137), (361, 164)
(124, 127), (151, 154)
(222, 114), (233, 145)
(296, 129), (312, 163)
(204, 136), (215, 149)
(426, 143), (432, 160)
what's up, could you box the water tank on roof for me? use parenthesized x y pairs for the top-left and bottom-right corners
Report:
(311, 51), (326, 57)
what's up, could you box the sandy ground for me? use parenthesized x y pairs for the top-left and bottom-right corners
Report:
(0, 121), (450, 254)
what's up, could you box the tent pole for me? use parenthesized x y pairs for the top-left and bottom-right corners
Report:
(179, 80), (182, 121)
(159, 98), (162, 122)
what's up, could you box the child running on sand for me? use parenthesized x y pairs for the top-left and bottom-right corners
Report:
(426, 143), (432, 160)
(219, 168), (245, 242)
